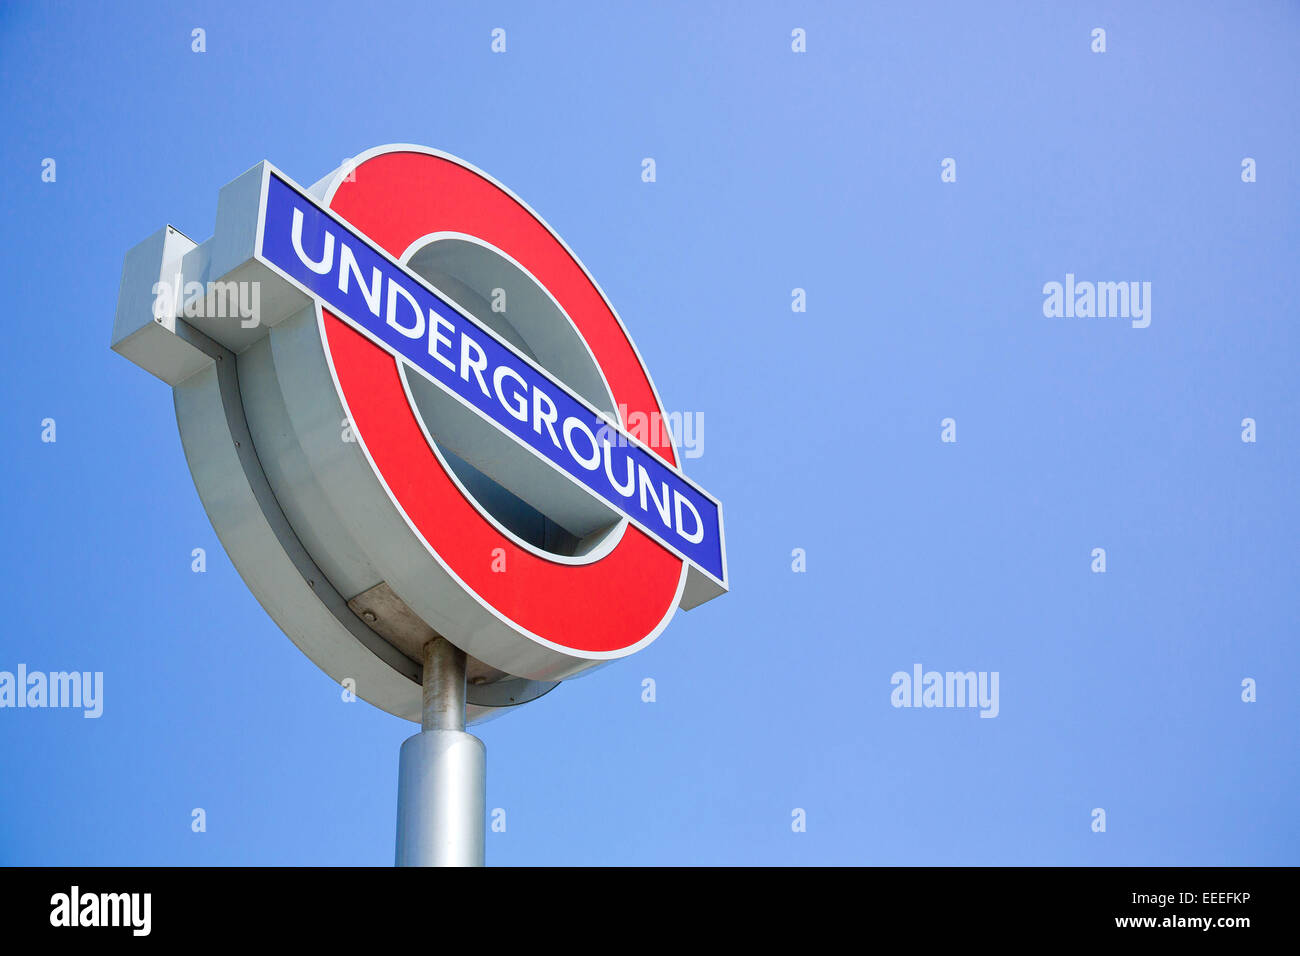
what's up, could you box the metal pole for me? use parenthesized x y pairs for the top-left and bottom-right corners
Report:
(394, 636), (486, 866)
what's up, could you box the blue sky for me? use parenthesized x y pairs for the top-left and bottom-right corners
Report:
(1, 0), (1296, 865)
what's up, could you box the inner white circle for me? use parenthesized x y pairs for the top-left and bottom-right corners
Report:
(397, 232), (628, 564)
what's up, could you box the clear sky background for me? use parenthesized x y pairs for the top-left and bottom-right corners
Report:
(1, 1), (1296, 865)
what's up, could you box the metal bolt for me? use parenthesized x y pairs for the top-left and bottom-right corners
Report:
(362, 610), (377, 624)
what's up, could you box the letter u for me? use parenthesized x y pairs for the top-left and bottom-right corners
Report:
(292, 207), (334, 274)
(603, 442), (635, 496)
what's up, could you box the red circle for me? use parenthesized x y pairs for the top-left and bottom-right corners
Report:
(321, 150), (683, 653)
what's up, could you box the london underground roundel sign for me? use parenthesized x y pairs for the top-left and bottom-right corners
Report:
(111, 145), (728, 724)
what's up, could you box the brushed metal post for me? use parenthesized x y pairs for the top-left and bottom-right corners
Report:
(395, 637), (485, 866)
